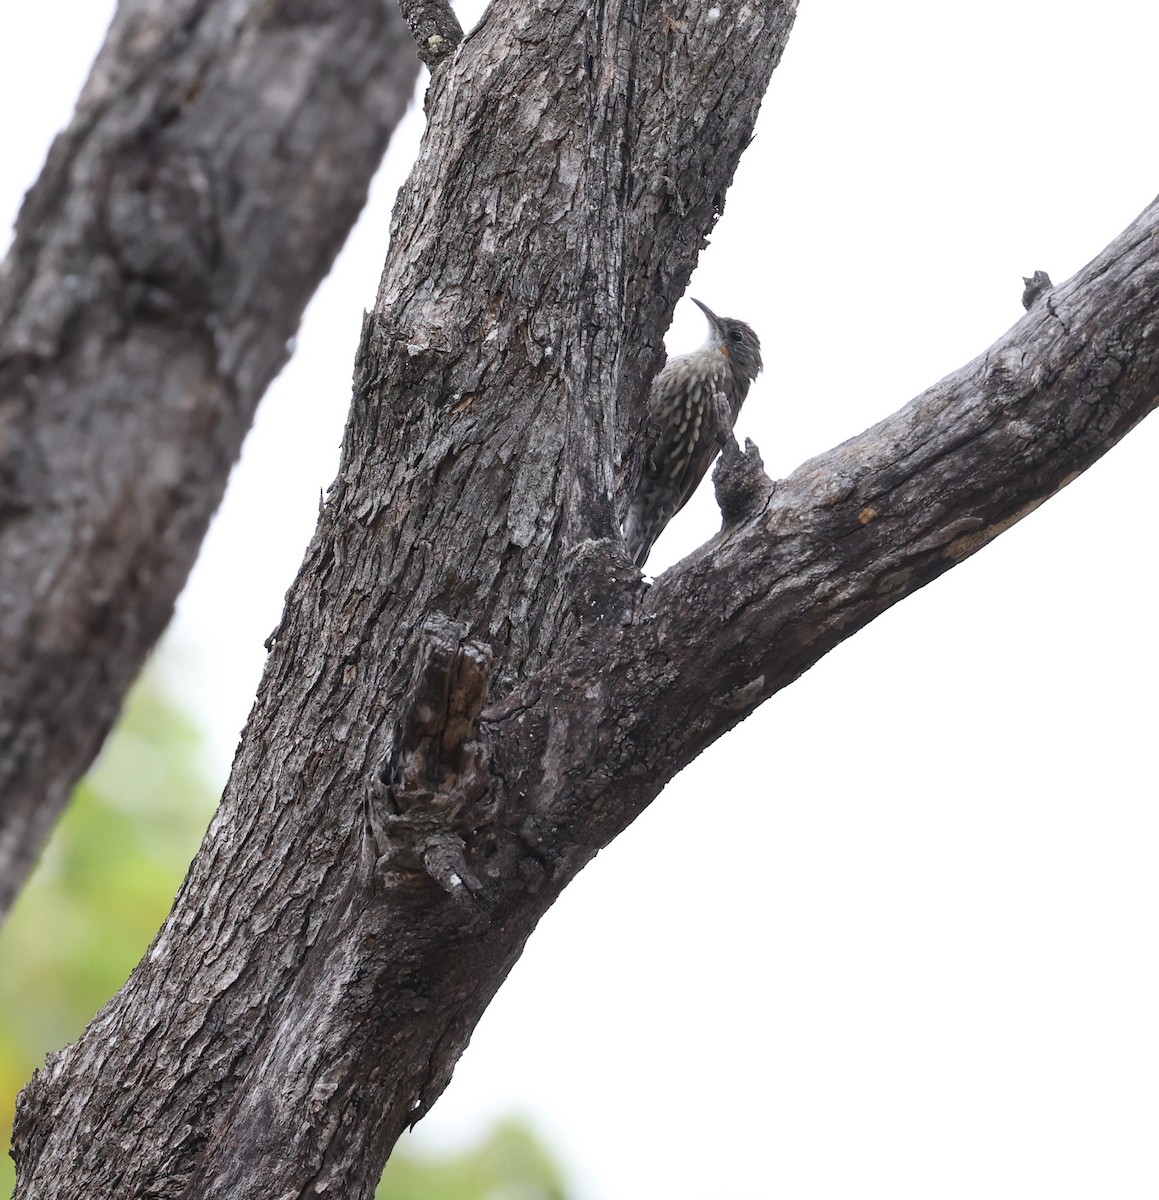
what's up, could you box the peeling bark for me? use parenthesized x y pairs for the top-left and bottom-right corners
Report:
(9, 0), (1159, 1194)
(0, 0), (420, 920)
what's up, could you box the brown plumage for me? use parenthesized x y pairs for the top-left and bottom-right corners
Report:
(623, 299), (763, 567)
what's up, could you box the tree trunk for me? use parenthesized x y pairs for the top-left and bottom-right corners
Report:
(11, 0), (1159, 1195)
(0, 0), (419, 921)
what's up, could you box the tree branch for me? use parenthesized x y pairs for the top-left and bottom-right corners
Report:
(0, 0), (420, 920)
(397, 0), (464, 70)
(491, 195), (1159, 858)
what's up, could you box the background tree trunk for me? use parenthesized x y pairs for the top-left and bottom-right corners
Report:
(0, 0), (419, 921)
(8, 0), (1159, 1196)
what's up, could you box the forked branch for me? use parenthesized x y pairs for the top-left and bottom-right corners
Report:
(486, 195), (1159, 863)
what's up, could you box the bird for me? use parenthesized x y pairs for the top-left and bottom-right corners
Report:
(623, 298), (763, 568)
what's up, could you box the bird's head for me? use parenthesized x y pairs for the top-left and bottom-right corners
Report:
(693, 298), (763, 385)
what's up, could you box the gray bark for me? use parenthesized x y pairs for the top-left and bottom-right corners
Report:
(0, 0), (420, 919)
(10, 0), (1159, 1195)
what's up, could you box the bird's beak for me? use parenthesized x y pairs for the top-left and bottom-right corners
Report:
(692, 298), (730, 356)
(691, 298), (722, 331)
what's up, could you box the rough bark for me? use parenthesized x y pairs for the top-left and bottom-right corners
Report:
(0, 0), (420, 919)
(10, 0), (1159, 1195)
(12, 0), (801, 1192)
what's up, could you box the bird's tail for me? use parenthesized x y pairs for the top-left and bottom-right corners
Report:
(622, 499), (656, 568)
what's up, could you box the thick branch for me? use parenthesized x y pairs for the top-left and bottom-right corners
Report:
(496, 196), (1159, 859)
(177, 618), (500, 1198)
(0, 0), (420, 920)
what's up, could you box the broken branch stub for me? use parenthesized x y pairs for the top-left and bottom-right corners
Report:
(713, 436), (776, 530)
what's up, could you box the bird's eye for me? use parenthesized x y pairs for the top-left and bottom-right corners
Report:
(729, 330), (743, 343)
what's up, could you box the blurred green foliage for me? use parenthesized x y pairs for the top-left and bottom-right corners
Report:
(0, 669), (570, 1199)
(379, 1120), (570, 1200)
(0, 670), (218, 1195)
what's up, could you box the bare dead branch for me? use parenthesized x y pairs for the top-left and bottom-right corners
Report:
(494, 196), (1159, 860)
(397, 0), (465, 69)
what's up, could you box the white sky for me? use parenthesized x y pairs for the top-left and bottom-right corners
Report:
(4, 2), (1158, 1197)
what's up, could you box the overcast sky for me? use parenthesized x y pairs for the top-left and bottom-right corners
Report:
(4, 2), (1158, 1197)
